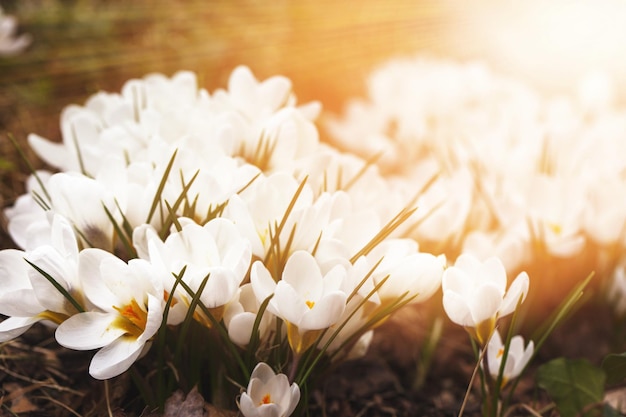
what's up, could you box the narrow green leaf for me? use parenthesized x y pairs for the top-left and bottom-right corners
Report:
(8, 133), (52, 204)
(146, 149), (178, 224)
(158, 169), (199, 239)
(531, 271), (594, 353)
(24, 259), (85, 314)
(102, 202), (137, 259)
(245, 294), (273, 367)
(350, 206), (417, 263)
(536, 357), (605, 417)
(70, 122), (90, 177)
(177, 278), (250, 380)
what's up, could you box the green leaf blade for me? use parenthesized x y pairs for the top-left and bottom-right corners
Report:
(537, 357), (605, 417)
(602, 353), (626, 386)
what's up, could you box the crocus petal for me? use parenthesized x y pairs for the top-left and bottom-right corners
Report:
(441, 265), (473, 296)
(89, 337), (145, 380)
(0, 249), (30, 290)
(250, 362), (277, 385)
(239, 393), (261, 417)
(299, 291), (347, 330)
(442, 290), (473, 326)
(197, 268), (238, 308)
(469, 283), (503, 324)
(481, 257), (508, 290)
(273, 281), (308, 325)
(0, 316), (40, 342)
(0, 288), (44, 317)
(499, 272), (530, 317)
(453, 253), (483, 280)
(285, 383), (301, 416)
(227, 312), (256, 346)
(78, 248), (118, 310)
(250, 262), (278, 313)
(282, 251), (323, 298)
(28, 134), (71, 171)
(137, 293), (164, 344)
(55, 312), (125, 350)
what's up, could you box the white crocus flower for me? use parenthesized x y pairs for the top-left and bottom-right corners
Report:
(12, 172), (120, 253)
(367, 238), (445, 306)
(251, 250), (348, 355)
(0, 214), (87, 341)
(224, 172), (315, 259)
(442, 253), (529, 345)
(215, 65), (294, 122)
(239, 362), (300, 417)
(0, 249), (47, 341)
(138, 217), (251, 327)
(55, 249), (165, 379)
(525, 174), (586, 258)
(607, 260), (626, 317)
(5, 170), (52, 250)
(0, 7), (31, 56)
(484, 330), (533, 388)
(223, 283), (275, 347)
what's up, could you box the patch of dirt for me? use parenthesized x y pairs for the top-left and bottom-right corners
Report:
(0, 298), (617, 417)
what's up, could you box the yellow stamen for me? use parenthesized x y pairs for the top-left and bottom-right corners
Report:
(305, 300), (315, 309)
(497, 347), (504, 358)
(260, 394), (272, 405)
(113, 298), (148, 338)
(548, 222), (562, 235)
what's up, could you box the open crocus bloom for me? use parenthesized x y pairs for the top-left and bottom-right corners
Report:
(442, 253), (529, 345)
(484, 330), (534, 387)
(55, 249), (165, 379)
(138, 217), (252, 327)
(251, 250), (348, 355)
(239, 362), (300, 417)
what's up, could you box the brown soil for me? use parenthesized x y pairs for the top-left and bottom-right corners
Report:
(0, 299), (617, 416)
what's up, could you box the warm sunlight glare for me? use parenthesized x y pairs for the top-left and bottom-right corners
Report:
(461, 0), (626, 97)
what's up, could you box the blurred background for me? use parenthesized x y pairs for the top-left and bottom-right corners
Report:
(2, 0), (626, 247)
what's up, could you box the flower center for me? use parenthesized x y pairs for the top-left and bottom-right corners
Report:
(113, 298), (148, 338)
(305, 300), (315, 309)
(260, 393), (272, 405)
(497, 347), (504, 359)
(548, 222), (562, 235)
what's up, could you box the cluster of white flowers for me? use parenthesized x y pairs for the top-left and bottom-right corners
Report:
(327, 57), (626, 285)
(0, 65), (446, 412)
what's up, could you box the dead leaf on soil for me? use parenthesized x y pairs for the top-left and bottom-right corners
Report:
(2, 382), (40, 414)
(143, 386), (237, 417)
(605, 387), (626, 413)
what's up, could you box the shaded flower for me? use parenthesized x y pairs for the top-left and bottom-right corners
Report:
(0, 7), (31, 56)
(442, 253), (529, 345)
(0, 214), (87, 341)
(137, 217), (252, 327)
(484, 330), (533, 387)
(0, 249), (47, 342)
(239, 362), (300, 417)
